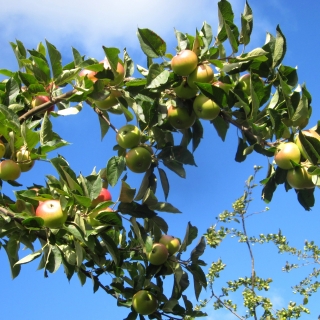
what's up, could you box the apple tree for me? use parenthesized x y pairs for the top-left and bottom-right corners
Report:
(1, 0), (320, 318)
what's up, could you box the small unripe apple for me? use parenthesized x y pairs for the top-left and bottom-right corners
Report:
(167, 105), (196, 130)
(0, 159), (21, 181)
(193, 94), (220, 120)
(125, 147), (152, 173)
(274, 142), (301, 170)
(287, 166), (315, 189)
(116, 125), (141, 149)
(87, 207), (114, 226)
(147, 243), (169, 265)
(159, 235), (180, 255)
(132, 290), (158, 315)
(171, 50), (198, 76)
(94, 90), (121, 110)
(239, 74), (264, 95)
(173, 79), (198, 99)
(36, 200), (67, 229)
(91, 188), (112, 207)
(187, 64), (214, 89)
(16, 147), (35, 172)
(31, 95), (55, 114)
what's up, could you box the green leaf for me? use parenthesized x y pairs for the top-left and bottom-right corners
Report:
(118, 202), (157, 219)
(99, 233), (121, 266)
(54, 68), (81, 86)
(272, 25), (287, 68)
(21, 217), (44, 229)
(180, 222), (198, 252)
(72, 47), (83, 66)
(146, 64), (170, 89)
(158, 168), (169, 201)
(192, 119), (203, 153)
(163, 159), (186, 178)
(211, 116), (229, 141)
(137, 28), (166, 58)
(190, 236), (206, 262)
(187, 263), (207, 300)
(240, 1), (253, 45)
(142, 188), (158, 207)
(95, 211), (122, 227)
(45, 39), (63, 79)
(158, 146), (197, 166)
(14, 250), (42, 266)
(119, 181), (136, 203)
(197, 82), (228, 108)
(0, 104), (21, 134)
(201, 21), (213, 47)
(148, 202), (181, 213)
(235, 137), (248, 162)
(97, 110), (110, 141)
(39, 113), (54, 145)
(151, 216), (168, 234)
(296, 188), (315, 211)
(107, 156), (126, 187)
(4, 236), (21, 279)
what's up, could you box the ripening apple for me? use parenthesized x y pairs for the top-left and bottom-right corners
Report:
(193, 94), (220, 120)
(0, 159), (21, 181)
(91, 188), (112, 207)
(16, 147), (35, 172)
(286, 166), (315, 189)
(94, 90), (121, 110)
(35, 200), (67, 229)
(187, 64), (214, 89)
(87, 207), (114, 227)
(132, 290), (158, 315)
(0, 140), (5, 159)
(159, 235), (180, 255)
(147, 243), (169, 265)
(171, 50), (198, 76)
(79, 69), (98, 82)
(31, 95), (55, 114)
(173, 79), (198, 99)
(100, 59), (125, 86)
(125, 146), (152, 173)
(274, 142), (301, 170)
(294, 130), (320, 161)
(167, 105), (196, 130)
(116, 124), (141, 149)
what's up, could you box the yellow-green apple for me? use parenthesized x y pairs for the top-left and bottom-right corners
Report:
(193, 94), (220, 120)
(31, 95), (55, 114)
(35, 199), (67, 228)
(173, 79), (198, 99)
(187, 64), (214, 89)
(0, 140), (5, 158)
(100, 59), (125, 86)
(167, 105), (196, 130)
(132, 290), (158, 315)
(94, 90), (121, 110)
(87, 207), (114, 227)
(159, 235), (180, 255)
(0, 159), (21, 181)
(91, 188), (112, 207)
(286, 166), (315, 189)
(171, 50), (198, 76)
(274, 142), (301, 170)
(116, 124), (141, 149)
(239, 74), (264, 95)
(125, 147), (152, 173)
(294, 130), (320, 161)
(16, 147), (35, 172)
(147, 243), (169, 265)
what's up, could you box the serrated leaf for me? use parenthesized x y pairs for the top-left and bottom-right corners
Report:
(137, 28), (166, 58)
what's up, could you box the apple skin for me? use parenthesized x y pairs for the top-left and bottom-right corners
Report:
(31, 95), (55, 114)
(125, 147), (152, 173)
(167, 105), (196, 130)
(147, 243), (169, 265)
(0, 160), (21, 181)
(91, 188), (112, 207)
(0, 140), (5, 159)
(286, 166), (315, 189)
(116, 125), (141, 149)
(173, 79), (198, 99)
(16, 148), (35, 172)
(35, 200), (67, 229)
(239, 74), (264, 95)
(132, 290), (158, 315)
(274, 142), (301, 170)
(94, 90), (121, 110)
(79, 69), (98, 82)
(187, 64), (214, 89)
(193, 94), (220, 120)
(294, 130), (320, 161)
(159, 235), (180, 255)
(100, 59), (125, 86)
(87, 207), (114, 227)
(171, 50), (198, 76)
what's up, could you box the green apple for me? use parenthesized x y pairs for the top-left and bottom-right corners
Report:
(147, 243), (169, 265)
(171, 50), (198, 76)
(94, 90), (121, 110)
(287, 166), (315, 189)
(274, 142), (301, 170)
(193, 94), (220, 120)
(125, 146), (152, 173)
(16, 147), (35, 172)
(167, 105), (196, 130)
(35, 200), (67, 228)
(87, 207), (114, 227)
(173, 79), (198, 99)
(0, 159), (21, 181)
(159, 235), (180, 255)
(0, 140), (5, 159)
(187, 64), (214, 89)
(132, 290), (158, 315)
(91, 188), (112, 207)
(116, 125), (141, 149)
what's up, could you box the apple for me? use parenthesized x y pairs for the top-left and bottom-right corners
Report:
(167, 105), (196, 130)
(0, 140), (5, 158)
(147, 243), (169, 265)
(171, 50), (198, 76)
(94, 90), (121, 110)
(100, 59), (125, 86)
(125, 147), (152, 173)
(274, 142), (301, 170)
(31, 95), (55, 114)
(116, 124), (141, 149)
(294, 130), (320, 161)
(35, 200), (67, 228)
(159, 235), (180, 255)
(187, 64), (214, 89)
(79, 69), (98, 82)
(173, 79), (198, 99)
(0, 159), (21, 181)
(87, 207), (114, 227)
(132, 290), (158, 315)
(239, 73), (264, 95)
(193, 94), (220, 120)
(91, 188), (112, 207)
(16, 147), (35, 172)
(286, 166), (315, 189)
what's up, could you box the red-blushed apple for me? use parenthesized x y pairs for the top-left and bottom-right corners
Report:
(87, 207), (114, 227)
(31, 95), (55, 114)
(94, 90), (121, 110)
(193, 94), (220, 120)
(0, 140), (5, 158)
(173, 79), (198, 99)
(171, 50), (198, 76)
(274, 142), (301, 170)
(36, 200), (67, 228)
(167, 105), (196, 130)
(286, 166), (316, 189)
(0, 159), (21, 181)
(187, 64), (214, 89)
(91, 188), (112, 207)
(147, 243), (169, 265)
(16, 147), (35, 172)
(79, 69), (98, 82)
(132, 290), (158, 315)
(159, 235), (180, 255)
(100, 59), (125, 86)
(116, 124), (141, 149)
(125, 147), (152, 173)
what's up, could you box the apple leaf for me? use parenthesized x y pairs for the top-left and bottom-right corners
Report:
(146, 64), (170, 89)
(14, 250), (42, 267)
(180, 222), (198, 253)
(3, 236), (21, 279)
(158, 168), (169, 201)
(240, 0), (253, 45)
(148, 202), (181, 214)
(119, 181), (136, 203)
(163, 159), (186, 178)
(107, 156), (126, 187)
(151, 216), (168, 234)
(137, 28), (167, 58)
(46, 39), (62, 79)
(135, 168), (153, 201)
(272, 25), (287, 68)
(190, 236), (206, 263)
(171, 265), (190, 300)
(235, 137), (248, 163)
(296, 188), (315, 211)
(118, 202), (157, 219)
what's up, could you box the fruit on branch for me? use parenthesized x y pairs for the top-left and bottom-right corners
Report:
(91, 188), (112, 207)
(35, 200), (67, 228)
(239, 73), (264, 95)
(294, 130), (320, 161)
(87, 207), (114, 227)
(94, 90), (121, 110)
(0, 159), (21, 181)
(16, 147), (35, 172)
(0, 140), (5, 158)
(286, 166), (315, 189)
(167, 105), (196, 130)
(132, 290), (158, 315)
(187, 64), (214, 89)
(159, 235), (180, 255)
(31, 95), (55, 114)
(100, 59), (125, 86)
(116, 124), (141, 149)
(79, 69), (98, 82)
(171, 49), (198, 76)
(147, 243), (169, 265)
(193, 94), (220, 120)
(274, 142), (301, 170)
(173, 79), (198, 99)
(125, 146), (152, 173)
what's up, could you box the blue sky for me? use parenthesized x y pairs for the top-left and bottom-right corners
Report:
(1, 1), (320, 319)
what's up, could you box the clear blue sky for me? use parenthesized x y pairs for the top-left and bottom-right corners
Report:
(1, 1), (320, 319)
